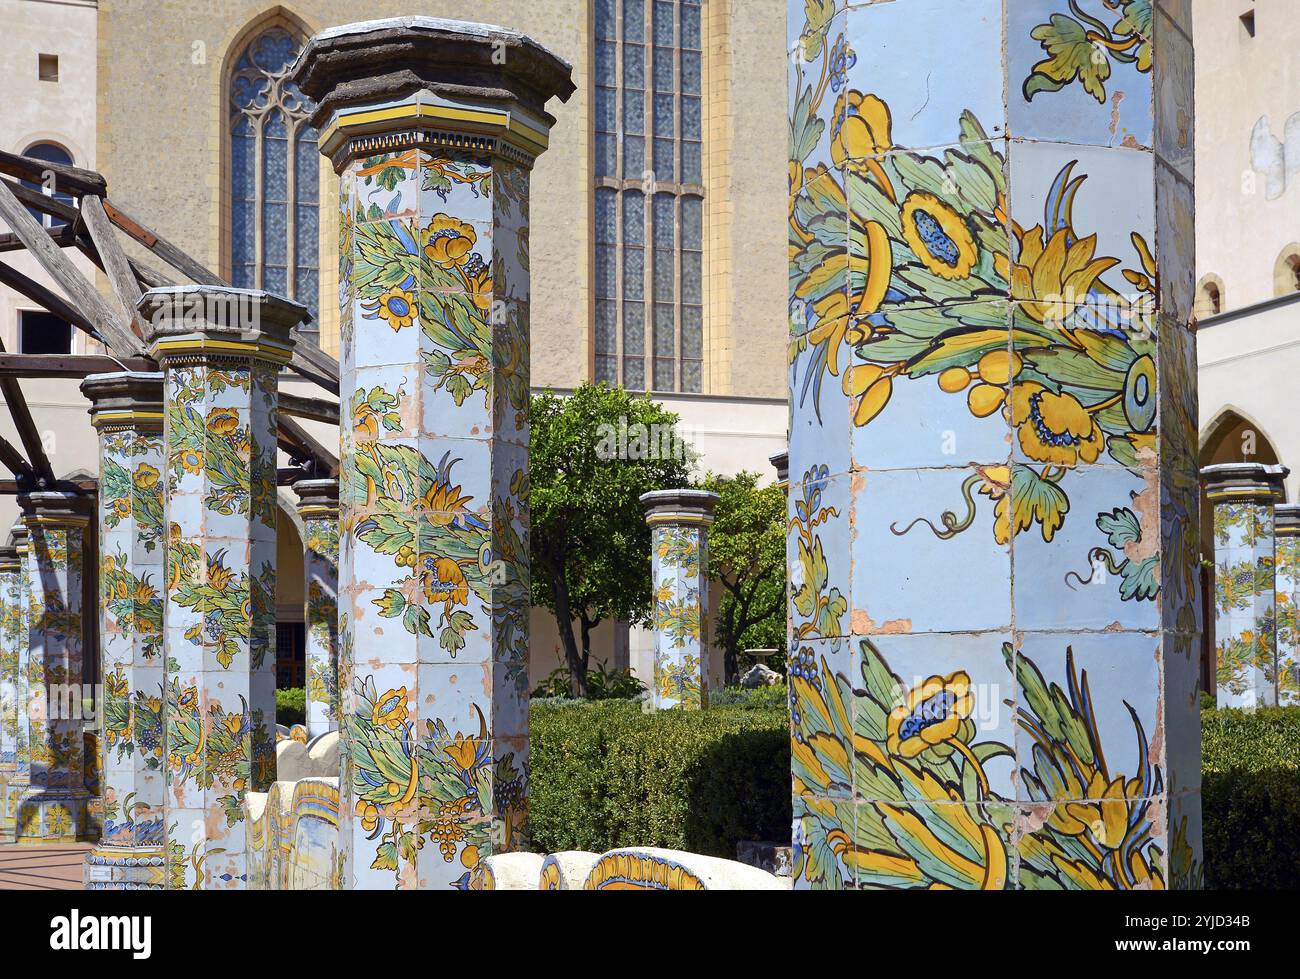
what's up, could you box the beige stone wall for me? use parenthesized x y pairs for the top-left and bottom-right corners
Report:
(1194, 0), (1300, 312)
(95, 0), (592, 385)
(94, 0), (789, 396)
(0, 0), (101, 535)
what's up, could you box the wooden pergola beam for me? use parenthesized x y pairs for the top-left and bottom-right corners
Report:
(80, 195), (143, 336)
(101, 200), (225, 287)
(278, 415), (338, 477)
(0, 175), (80, 226)
(0, 225), (78, 252)
(290, 338), (340, 395)
(0, 435), (35, 482)
(0, 148), (106, 198)
(0, 477), (96, 495)
(280, 391), (340, 425)
(0, 353), (155, 379)
(0, 259), (103, 341)
(0, 340), (55, 484)
(0, 178), (142, 356)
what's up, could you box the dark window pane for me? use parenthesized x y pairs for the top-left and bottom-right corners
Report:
(623, 0), (645, 43)
(18, 310), (72, 354)
(20, 142), (74, 228)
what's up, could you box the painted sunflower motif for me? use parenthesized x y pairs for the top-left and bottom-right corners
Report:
(421, 557), (469, 609)
(372, 687), (409, 730)
(364, 286), (417, 332)
(900, 191), (978, 280)
(205, 408), (240, 437)
(423, 214), (477, 267)
(179, 450), (205, 475)
(886, 670), (975, 760)
(133, 463), (160, 489)
(1009, 381), (1104, 467)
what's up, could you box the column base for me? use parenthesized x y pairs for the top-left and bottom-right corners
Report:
(83, 844), (167, 889)
(14, 786), (92, 843)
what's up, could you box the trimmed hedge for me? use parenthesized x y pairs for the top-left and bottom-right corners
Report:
(276, 687), (306, 727)
(529, 698), (790, 857)
(1202, 707), (1300, 890)
(530, 696), (1300, 888)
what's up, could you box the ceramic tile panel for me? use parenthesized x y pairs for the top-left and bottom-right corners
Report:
(1276, 508), (1300, 706)
(0, 546), (21, 835)
(788, 0), (1201, 889)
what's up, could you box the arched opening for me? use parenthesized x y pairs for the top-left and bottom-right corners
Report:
(1275, 246), (1300, 296)
(18, 140), (74, 227)
(1199, 408), (1284, 695)
(221, 8), (320, 334)
(1196, 274), (1224, 319)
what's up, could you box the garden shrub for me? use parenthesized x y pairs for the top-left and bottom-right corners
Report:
(529, 697), (1300, 887)
(276, 687), (306, 727)
(1201, 706), (1300, 890)
(529, 697), (790, 857)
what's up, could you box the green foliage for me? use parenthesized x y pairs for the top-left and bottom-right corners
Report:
(1202, 706), (1300, 890)
(701, 471), (787, 683)
(528, 700), (1300, 885)
(529, 384), (695, 693)
(529, 698), (790, 857)
(531, 663), (647, 701)
(708, 683), (790, 710)
(276, 687), (306, 727)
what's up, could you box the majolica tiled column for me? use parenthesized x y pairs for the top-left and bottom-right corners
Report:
(1203, 464), (1287, 708)
(291, 17), (573, 889)
(0, 541), (21, 835)
(641, 490), (719, 710)
(1276, 504), (1300, 706)
(4, 524), (31, 829)
(15, 492), (92, 842)
(294, 479), (340, 738)
(787, 1), (1202, 888)
(139, 285), (302, 889)
(80, 372), (168, 887)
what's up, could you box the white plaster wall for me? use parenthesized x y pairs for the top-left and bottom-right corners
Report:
(0, 0), (101, 536)
(1197, 298), (1300, 502)
(1194, 0), (1300, 311)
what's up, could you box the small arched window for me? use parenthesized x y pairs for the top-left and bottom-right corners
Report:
(1196, 275), (1223, 319)
(229, 25), (319, 330)
(20, 142), (74, 228)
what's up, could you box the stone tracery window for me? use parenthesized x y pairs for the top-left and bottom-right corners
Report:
(229, 25), (320, 334)
(594, 0), (704, 392)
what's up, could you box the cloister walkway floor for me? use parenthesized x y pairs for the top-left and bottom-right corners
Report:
(0, 843), (90, 890)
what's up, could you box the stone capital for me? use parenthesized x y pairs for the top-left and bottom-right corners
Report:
(640, 489), (720, 528)
(18, 491), (93, 529)
(80, 371), (166, 432)
(769, 451), (789, 487)
(137, 286), (306, 366)
(293, 477), (341, 518)
(1201, 462), (1289, 504)
(1276, 503), (1300, 538)
(289, 16), (575, 170)
(9, 522), (28, 551)
(0, 544), (18, 572)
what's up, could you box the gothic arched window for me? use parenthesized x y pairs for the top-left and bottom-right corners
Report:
(229, 25), (319, 333)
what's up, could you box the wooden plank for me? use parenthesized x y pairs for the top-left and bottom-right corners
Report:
(0, 176), (80, 226)
(80, 195), (144, 336)
(72, 235), (177, 292)
(280, 391), (340, 425)
(0, 259), (102, 341)
(0, 435), (35, 482)
(0, 354), (155, 379)
(0, 340), (55, 484)
(0, 477), (96, 495)
(102, 200), (226, 287)
(0, 177), (142, 356)
(0, 148), (106, 198)
(278, 415), (338, 475)
(0, 226), (78, 252)
(290, 340), (340, 395)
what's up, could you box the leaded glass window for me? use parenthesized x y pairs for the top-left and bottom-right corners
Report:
(593, 0), (704, 392)
(229, 26), (320, 333)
